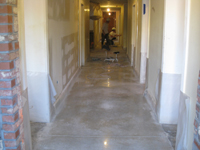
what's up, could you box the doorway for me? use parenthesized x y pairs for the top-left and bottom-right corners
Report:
(79, 4), (85, 66)
(131, 5), (136, 67)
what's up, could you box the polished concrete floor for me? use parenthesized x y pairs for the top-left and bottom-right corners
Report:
(31, 47), (173, 150)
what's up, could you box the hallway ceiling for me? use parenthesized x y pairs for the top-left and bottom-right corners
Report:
(90, 0), (128, 7)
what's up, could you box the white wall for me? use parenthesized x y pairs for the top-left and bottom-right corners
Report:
(157, 0), (185, 124)
(18, 0), (32, 149)
(24, 0), (50, 122)
(140, 0), (149, 83)
(127, 0), (142, 74)
(48, 0), (90, 116)
(127, 0), (142, 76)
(147, 0), (164, 106)
(80, 0), (90, 65)
(183, 0), (200, 148)
(123, 3), (128, 49)
(48, 0), (79, 97)
(24, 0), (90, 122)
(161, 0), (185, 74)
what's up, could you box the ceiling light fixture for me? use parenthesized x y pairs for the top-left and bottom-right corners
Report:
(107, 8), (110, 12)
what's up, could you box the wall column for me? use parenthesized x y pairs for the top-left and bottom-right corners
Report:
(157, 0), (185, 124)
(140, 0), (149, 84)
(0, 0), (24, 149)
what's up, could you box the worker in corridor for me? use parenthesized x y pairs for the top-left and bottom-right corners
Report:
(102, 18), (110, 49)
(109, 27), (121, 45)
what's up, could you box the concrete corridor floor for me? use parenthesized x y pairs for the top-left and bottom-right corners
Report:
(31, 47), (173, 150)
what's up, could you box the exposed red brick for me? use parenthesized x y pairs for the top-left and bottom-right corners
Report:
(1, 105), (18, 114)
(0, 85), (21, 97)
(14, 42), (19, 50)
(198, 97), (200, 103)
(6, 145), (21, 150)
(194, 120), (198, 128)
(0, 25), (13, 33)
(198, 88), (200, 96)
(197, 105), (200, 112)
(0, 67), (20, 79)
(3, 118), (23, 131)
(0, 43), (13, 51)
(0, 3), (23, 149)
(0, 0), (6, 4)
(0, 51), (19, 61)
(4, 129), (19, 139)
(0, 15), (12, 23)
(0, 79), (16, 88)
(0, 61), (14, 70)
(1, 97), (17, 106)
(2, 112), (19, 123)
(4, 134), (21, 147)
(0, 5), (12, 13)
(194, 139), (200, 149)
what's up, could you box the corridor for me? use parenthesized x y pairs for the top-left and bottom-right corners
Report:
(31, 48), (173, 150)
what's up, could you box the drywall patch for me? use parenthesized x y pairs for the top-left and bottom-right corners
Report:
(72, 64), (75, 74)
(65, 42), (75, 55)
(65, 60), (67, 67)
(48, 0), (70, 21)
(63, 74), (66, 86)
(62, 32), (78, 89)
(68, 68), (72, 79)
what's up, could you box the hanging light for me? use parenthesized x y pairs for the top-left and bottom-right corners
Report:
(108, 12), (111, 16)
(107, 8), (110, 12)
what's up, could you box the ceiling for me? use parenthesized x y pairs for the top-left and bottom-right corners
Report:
(90, 0), (128, 7)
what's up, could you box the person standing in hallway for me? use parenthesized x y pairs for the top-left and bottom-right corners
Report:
(102, 18), (110, 49)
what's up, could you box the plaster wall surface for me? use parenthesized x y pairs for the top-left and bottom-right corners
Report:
(127, 0), (142, 75)
(184, 0), (200, 149)
(140, 0), (149, 84)
(120, 5), (124, 47)
(18, 0), (27, 91)
(48, 0), (90, 117)
(156, 0), (186, 124)
(80, 0), (90, 64)
(123, 3), (128, 49)
(161, 0), (185, 74)
(48, 0), (79, 98)
(22, 89), (33, 150)
(147, 0), (164, 106)
(18, 0), (32, 148)
(24, 0), (51, 122)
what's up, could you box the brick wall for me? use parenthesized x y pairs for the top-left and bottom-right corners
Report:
(0, 0), (24, 149)
(194, 71), (200, 149)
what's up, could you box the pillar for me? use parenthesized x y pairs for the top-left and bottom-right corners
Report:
(157, 0), (185, 124)
(0, 0), (24, 149)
